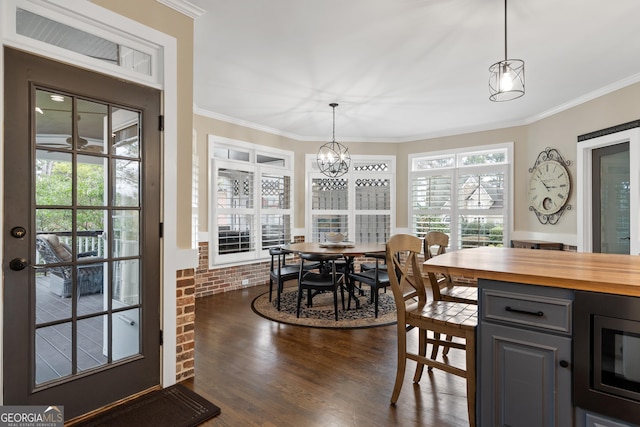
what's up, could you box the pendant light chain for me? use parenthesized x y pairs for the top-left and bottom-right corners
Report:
(504, 0), (508, 61)
(488, 0), (525, 101)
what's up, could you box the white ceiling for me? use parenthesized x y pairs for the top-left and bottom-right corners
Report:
(190, 0), (640, 142)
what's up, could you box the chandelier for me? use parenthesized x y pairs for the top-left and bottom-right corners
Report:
(317, 103), (350, 178)
(489, 0), (525, 102)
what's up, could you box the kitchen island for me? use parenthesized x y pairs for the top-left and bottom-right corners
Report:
(423, 247), (640, 427)
(422, 246), (640, 297)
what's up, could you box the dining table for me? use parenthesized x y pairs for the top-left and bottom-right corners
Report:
(283, 241), (386, 309)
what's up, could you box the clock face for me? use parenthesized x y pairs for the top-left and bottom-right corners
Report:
(528, 160), (571, 215)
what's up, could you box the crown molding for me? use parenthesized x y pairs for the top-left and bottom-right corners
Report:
(193, 104), (528, 143)
(156, 0), (204, 19)
(525, 71), (640, 126)
(194, 73), (640, 144)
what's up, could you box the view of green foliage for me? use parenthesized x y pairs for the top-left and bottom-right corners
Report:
(35, 159), (105, 232)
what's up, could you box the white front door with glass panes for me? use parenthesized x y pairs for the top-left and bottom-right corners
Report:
(208, 137), (294, 266)
(306, 156), (395, 244)
(410, 144), (512, 250)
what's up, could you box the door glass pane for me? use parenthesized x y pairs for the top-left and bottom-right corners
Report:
(113, 260), (140, 306)
(599, 148), (630, 254)
(113, 308), (140, 361)
(36, 151), (72, 206)
(77, 262), (107, 316)
(77, 315), (108, 371)
(36, 267), (72, 324)
(76, 156), (106, 206)
(76, 210), (106, 259)
(113, 210), (140, 257)
(112, 108), (140, 158)
(115, 159), (140, 206)
(35, 89), (72, 150)
(34, 212), (74, 319)
(78, 99), (108, 154)
(36, 323), (72, 385)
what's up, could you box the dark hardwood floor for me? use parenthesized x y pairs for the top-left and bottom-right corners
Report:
(185, 284), (470, 426)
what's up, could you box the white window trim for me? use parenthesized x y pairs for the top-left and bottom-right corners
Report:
(409, 142), (514, 250)
(208, 135), (294, 268)
(305, 154), (396, 243)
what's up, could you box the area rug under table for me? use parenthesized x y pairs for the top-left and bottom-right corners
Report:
(73, 383), (220, 427)
(252, 287), (397, 329)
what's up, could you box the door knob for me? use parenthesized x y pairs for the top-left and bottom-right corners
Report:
(9, 258), (28, 271)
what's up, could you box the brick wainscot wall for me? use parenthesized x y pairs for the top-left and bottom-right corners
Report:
(176, 268), (196, 381)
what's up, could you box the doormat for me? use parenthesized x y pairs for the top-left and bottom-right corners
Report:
(73, 383), (221, 427)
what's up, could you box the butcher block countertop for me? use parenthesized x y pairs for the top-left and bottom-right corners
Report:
(422, 247), (640, 297)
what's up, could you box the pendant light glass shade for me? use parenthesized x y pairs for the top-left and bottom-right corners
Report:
(317, 103), (350, 178)
(489, 0), (525, 101)
(489, 59), (524, 101)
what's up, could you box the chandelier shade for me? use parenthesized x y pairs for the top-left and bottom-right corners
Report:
(489, 0), (525, 101)
(317, 103), (350, 178)
(489, 59), (524, 101)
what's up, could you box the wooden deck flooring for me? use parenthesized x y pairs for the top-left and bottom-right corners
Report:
(185, 284), (470, 427)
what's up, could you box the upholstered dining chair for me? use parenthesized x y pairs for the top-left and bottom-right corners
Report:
(386, 234), (477, 426)
(359, 254), (388, 273)
(348, 252), (390, 317)
(296, 253), (345, 321)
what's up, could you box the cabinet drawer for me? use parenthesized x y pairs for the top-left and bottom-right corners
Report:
(482, 288), (572, 334)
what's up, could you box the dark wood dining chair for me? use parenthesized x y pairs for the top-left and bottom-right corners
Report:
(296, 253), (345, 321)
(386, 234), (477, 426)
(268, 247), (301, 311)
(348, 252), (390, 317)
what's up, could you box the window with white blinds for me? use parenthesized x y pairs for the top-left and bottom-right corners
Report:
(410, 144), (512, 250)
(307, 156), (395, 244)
(209, 137), (293, 266)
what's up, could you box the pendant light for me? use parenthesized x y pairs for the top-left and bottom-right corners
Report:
(489, 0), (525, 101)
(317, 103), (351, 178)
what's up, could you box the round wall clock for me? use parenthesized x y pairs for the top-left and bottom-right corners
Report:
(528, 147), (572, 225)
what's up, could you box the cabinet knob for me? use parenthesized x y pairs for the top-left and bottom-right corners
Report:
(559, 360), (569, 368)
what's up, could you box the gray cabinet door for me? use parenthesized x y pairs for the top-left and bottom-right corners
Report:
(480, 322), (572, 427)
